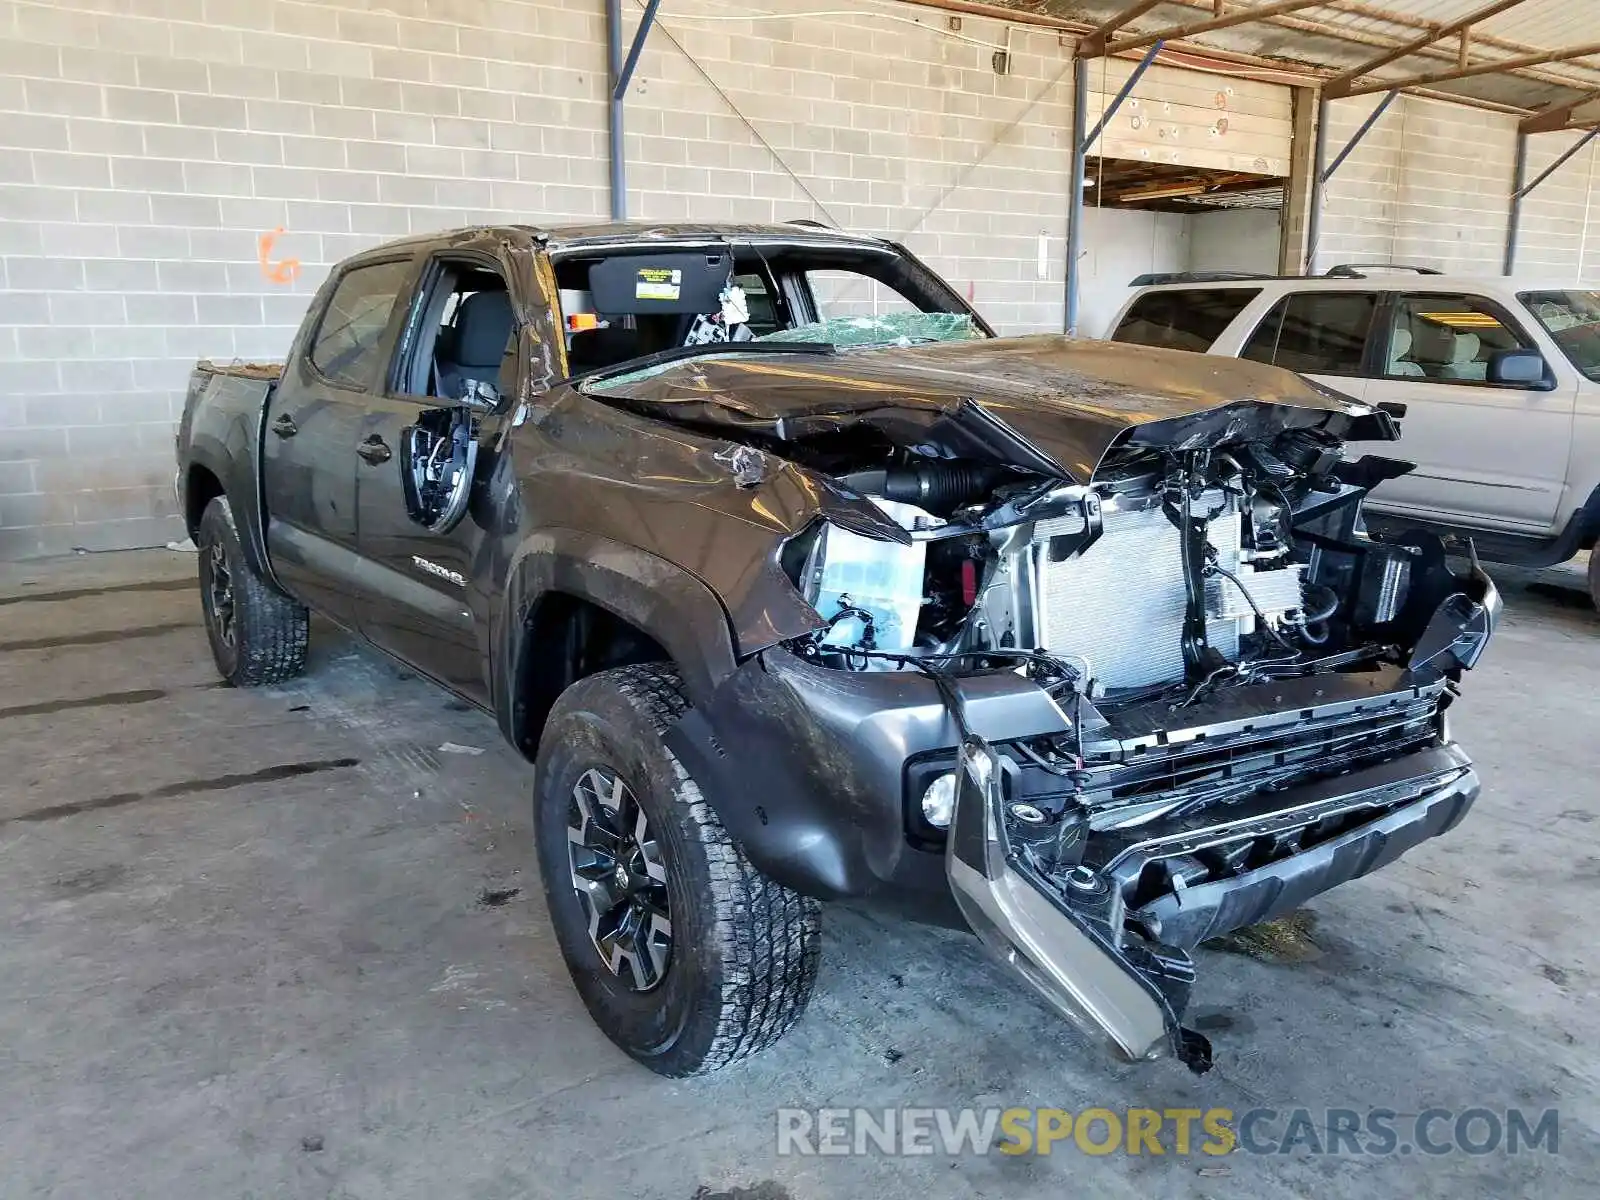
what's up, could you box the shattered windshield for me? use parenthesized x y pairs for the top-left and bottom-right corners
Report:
(760, 311), (985, 349)
(587, 313), (985, 389)
(1520, 290), (1600, 383)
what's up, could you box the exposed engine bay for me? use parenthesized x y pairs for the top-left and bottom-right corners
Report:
(749, 418), (1490, 1071)
(582, 327), (1497, 1075)
(764, 428), (1493, 1072)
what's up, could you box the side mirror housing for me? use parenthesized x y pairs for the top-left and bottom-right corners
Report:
(1486, 348), (1551, 388)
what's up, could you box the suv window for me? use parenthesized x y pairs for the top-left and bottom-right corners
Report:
(1242, 292), (1377, 375)
(1522, 289), (1600, 383)
(310, 259), (412, 389)
(1385, 293), (1533, 383)
(1111, 288), (1261, 353)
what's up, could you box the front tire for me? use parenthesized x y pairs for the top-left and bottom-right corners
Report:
(196, 495), (309, 687)
(534, 664), (821, 1076)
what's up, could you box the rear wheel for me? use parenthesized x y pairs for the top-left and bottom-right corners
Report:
(1588, 550), (1599, 615)
(533, 664), (821, 1076)
(196, 495), (308, 687)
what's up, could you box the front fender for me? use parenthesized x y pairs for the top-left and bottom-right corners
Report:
(493, 528), (741, 750)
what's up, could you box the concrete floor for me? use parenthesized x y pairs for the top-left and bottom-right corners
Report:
(1, 549), (1596, 1200)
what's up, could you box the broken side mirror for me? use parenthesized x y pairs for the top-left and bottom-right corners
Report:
(401, 405), (478, 534)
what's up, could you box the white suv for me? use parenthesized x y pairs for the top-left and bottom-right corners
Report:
(1106, 270), (1600, 607)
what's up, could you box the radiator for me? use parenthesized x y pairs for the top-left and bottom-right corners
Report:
(1034, 493), (1242, 691)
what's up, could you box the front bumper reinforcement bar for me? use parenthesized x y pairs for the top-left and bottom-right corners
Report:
(945, 735), (1478, 1075)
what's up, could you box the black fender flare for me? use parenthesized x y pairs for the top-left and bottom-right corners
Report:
(492, 529), (740, 752)
(183, 430), (275, 584)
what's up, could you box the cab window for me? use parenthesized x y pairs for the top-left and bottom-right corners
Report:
(1241, 292), (1377, 376)
(309, 259), (413, 390)
(1383, 293), (1534, 383)
(1111, 288), (1261, 353)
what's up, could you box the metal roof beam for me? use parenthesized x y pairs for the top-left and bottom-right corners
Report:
(1076, 0), (1163, 57)
(1522, 88), (1600, 133)
(1324, 0), (1528, 99)
(1514, 127), (1600, 198)
(1101, 0), (1331, 58)
(1338, 41), (1600, 99)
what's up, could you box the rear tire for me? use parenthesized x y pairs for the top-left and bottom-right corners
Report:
(533, 664), (821, 1076)
(1588, 550), (1599, 615)
(196, 495), (308, 687)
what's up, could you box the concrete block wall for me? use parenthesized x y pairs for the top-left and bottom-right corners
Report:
(1314, 92), (1600, 282)
(0, 0), (1078, 558)
(1518, 129), (1600, 282)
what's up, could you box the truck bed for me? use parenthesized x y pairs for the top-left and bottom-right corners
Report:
(195, 360), (283, 382)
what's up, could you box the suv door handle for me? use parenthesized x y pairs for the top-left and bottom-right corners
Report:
(357, 435), (392, 465)
(271, 414), (298, 438)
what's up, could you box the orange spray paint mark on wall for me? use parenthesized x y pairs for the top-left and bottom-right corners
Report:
(257, 227), (301, 285)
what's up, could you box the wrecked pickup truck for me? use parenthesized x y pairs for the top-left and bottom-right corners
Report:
(177, 222), (1497, 1076)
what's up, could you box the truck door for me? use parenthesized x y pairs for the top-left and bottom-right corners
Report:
(261, 256), (415, 628)
(1355, 292), (1574, 532)
(352, 253), (521, 706)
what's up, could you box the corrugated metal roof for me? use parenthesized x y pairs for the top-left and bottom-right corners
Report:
(964, 1), (1600, 117)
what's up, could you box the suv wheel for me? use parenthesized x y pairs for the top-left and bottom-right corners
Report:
(1589, 550), (1599, 615)
(534, 664), (821, 1076)
(196, 495), (309, 687)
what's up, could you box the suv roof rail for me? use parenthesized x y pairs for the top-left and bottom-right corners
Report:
(786, 218), (836, 230)
(1324, 262), (1443, 278)
(1129, 270), (1276, 286)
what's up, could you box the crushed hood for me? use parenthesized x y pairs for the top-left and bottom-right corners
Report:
(586, 334), (1391, 482)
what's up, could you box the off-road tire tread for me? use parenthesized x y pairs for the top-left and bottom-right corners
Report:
(200, 495), (309, 687)
(578, 664), (821, 1074)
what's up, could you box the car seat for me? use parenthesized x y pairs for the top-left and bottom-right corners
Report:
(1387, 327), (1426, 376)
(1409, 320), (1456, 377)
(1440, 332), (1486, 381)
(436, 290), (516, 401)
(567, 326), (642, 375)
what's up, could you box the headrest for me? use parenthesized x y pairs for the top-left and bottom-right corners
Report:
(452, 290), (515, 369)
(1410, 320), (1454, 362)
(1450, 331), (1481, 363)
(567, 326), (642, 373)
(1389, 328), (1412, 359)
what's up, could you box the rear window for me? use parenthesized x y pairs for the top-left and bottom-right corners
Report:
(1242, 292), (1378, 376)
(309, 259), (412, 390)
(1110, 288), (1261, 353)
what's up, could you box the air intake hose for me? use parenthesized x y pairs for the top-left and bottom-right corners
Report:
(838, 463), (1001, 515)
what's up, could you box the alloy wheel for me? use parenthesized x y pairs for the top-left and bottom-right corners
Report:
(566, 766), (673, 991)
(204, 541), (236, 648)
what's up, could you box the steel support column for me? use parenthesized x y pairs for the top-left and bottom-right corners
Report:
(1504, 131), (1527, 276)
(1064, 39), (1163, 335)
(606, 0), (662, 221)
(1305, 91), (1397, 275)
(1304, 97), (1329, 273)
(1065, 57), (1089, 336)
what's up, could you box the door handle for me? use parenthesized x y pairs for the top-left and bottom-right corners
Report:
(271, 414), (298, 438)
(357, 435), (392, 465)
